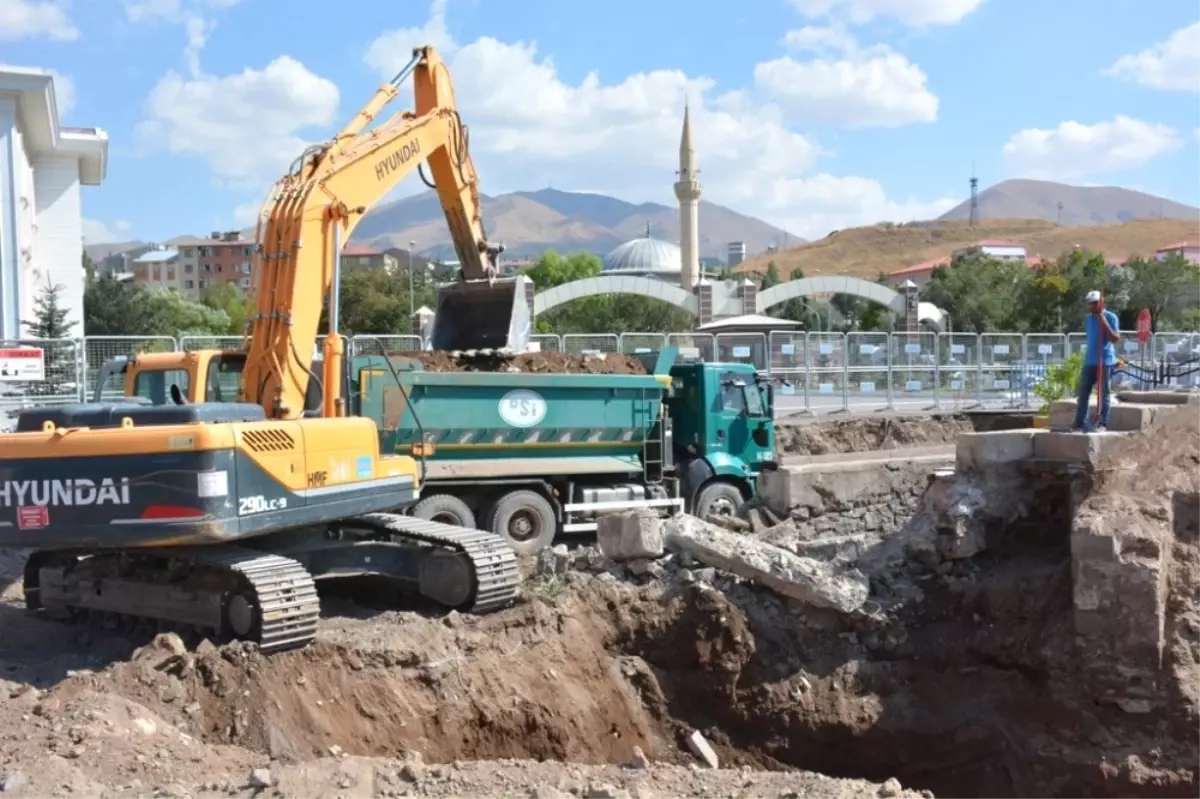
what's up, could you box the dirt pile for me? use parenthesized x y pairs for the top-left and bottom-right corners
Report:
(397, 351), (649, 374)
(0, 566), (923, 799)
(775, 414), (973, 456)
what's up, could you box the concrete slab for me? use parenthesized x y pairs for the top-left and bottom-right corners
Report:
(760, 450), (952, 517)
(955, 430), (1040, 472)
(1032, 430), (1128, 467)
(1115, 390), (1200, 406)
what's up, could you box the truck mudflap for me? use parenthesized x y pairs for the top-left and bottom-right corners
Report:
(24, 545), (321, 654)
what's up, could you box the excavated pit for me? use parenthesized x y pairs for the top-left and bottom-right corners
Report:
(0, 413), (1194, 798)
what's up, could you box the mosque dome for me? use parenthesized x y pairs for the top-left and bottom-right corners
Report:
(602, 224), (682, 278)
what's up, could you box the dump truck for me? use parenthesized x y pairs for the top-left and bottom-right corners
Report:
(93, 346), (778, 555)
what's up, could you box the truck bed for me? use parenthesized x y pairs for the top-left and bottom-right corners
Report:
(421, 455), (645, 480)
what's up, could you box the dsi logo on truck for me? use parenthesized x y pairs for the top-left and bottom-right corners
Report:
(0, 478), (131, 507)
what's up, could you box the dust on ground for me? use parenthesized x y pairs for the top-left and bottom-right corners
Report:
(395, 351), (649, 375)
(775, 413), (973, 457)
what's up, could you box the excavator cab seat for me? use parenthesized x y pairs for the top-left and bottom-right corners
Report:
(428, 274), (533, 352)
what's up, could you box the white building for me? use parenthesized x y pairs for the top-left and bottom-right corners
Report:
(1, 67), (108, 340)
(1155, 241), (1200, 264)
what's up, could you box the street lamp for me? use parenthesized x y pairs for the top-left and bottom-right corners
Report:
(407, 240), (416, 333)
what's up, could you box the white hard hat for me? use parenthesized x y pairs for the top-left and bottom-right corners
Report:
(1084, 290), (1102, 303)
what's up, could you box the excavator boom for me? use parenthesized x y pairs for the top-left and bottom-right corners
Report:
(246, 46), (530, 420)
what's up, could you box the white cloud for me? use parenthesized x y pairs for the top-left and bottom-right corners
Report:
(1002, 116), (1182, 180)
(137, 56), (340, 190)
(232, 200), (262, 227)
(354, 1), (949, 239)
(755, 174), (959, 239)
(122, 0), (241, 22)
(1102, 22), (1200, 93)
(0, 0), (78, 41)
(82, 218), (134, 245)
(786, 0), (986, 27)
(755, 33), (938, 128)
(48, 69), (74, 115)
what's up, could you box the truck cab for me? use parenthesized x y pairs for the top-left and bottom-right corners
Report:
(666, 360), (775, 517)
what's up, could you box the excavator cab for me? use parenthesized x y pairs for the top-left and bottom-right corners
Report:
(429, 272), (534, 352)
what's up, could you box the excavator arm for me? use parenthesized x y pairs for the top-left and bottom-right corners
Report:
(244, 46), (531, 421)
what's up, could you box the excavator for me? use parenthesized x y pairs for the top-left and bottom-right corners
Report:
(0, 46), (530, 654)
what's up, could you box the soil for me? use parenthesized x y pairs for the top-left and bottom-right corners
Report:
(775, 413), (974, 456)
(395, 351), (649, 375)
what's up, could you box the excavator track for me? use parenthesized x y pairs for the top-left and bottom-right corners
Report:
(346, 512), (521, 613)
(23, 545), (321, 655)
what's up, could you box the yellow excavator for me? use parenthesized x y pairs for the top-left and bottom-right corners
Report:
(0, 47), (527, 653)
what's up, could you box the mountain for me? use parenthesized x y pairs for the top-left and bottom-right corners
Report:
(939, 179), (1200, 226)
(347, 188), (801, 260)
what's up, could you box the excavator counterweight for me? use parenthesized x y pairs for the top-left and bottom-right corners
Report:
(430, 273), (533, 352)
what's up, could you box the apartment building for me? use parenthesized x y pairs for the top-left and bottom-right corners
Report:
(171, 231), (254, 297)
(131, 248), (180, 289)
(341, 243), (397, 272)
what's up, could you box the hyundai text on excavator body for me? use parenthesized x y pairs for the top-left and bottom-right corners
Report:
(0, 47), (523, 653)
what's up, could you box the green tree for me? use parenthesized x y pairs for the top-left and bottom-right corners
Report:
(82, 249), (95, 284)
(922, 253), (1031, 332)
(84, 276), (233, 338)
(771, 267), (819, 328)
(201, 281), (249, 334)
(1123, 253), (1200, 331)
(23, 279), (77, 340)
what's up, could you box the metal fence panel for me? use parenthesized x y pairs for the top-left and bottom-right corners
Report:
(179, 335), (246, 352)
(1154, 331), (1200, 362)
(889, 332), (937, 404)
(351, 335), (424, 356)
(768, 330), (806, 376)
(1022, 334), (1067, 406)
(620, 333), (666, 355)
(84, 335), (178, 399)
(845, 332), (889, 410)
(530, 334), (562, 353)
(977, 333), (1023, 407)
(715, 332), (768, 371)
(936, 333), (979, 409)
(0, 338), (82, 423)
(667, 333), (714, 362)
(562, 334), (619, 355)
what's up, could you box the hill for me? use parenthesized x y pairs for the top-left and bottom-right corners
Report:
(939, 179), (1199, 226)
(346, 188), (801, 260)
(736, 218), (1200, 280)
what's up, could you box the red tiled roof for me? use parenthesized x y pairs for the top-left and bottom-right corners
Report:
(341, 243), (380, 256)
(889, 256), (950, 276)
(1155, 241), (1199, 252)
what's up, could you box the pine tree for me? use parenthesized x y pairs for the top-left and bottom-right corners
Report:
(23, 279), (77, 340)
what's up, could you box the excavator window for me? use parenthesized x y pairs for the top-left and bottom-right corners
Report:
(205, 355), (246, 403)
(133, 369), (190, 405)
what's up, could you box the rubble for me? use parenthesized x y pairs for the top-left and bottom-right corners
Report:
(663, 514), (870, 613)
(597, 510), (665, 561)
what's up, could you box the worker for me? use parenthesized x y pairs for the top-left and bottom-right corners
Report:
(1072, 290), (1121, 431)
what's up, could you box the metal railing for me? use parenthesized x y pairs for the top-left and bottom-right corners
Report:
(0, 330), (1196, 420)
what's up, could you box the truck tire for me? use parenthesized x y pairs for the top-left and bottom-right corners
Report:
(411, 493), (477, 529)
(485, 490), (556, 556)
(694, 481), (745, 520)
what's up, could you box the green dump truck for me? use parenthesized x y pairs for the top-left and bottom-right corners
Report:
(92, 347), (777, 556)
(351, 347), (776, 554)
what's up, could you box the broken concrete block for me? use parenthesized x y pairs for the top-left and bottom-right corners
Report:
(1107, 403), (1160, 432)
(685, 730), (719, 769)
(596, 510), (664, 561)
(663, 514), (869, 613)
(1115, 390), (1200, 406)
(955, 431), (1038, 472)
(1032, 430), (1126, 467)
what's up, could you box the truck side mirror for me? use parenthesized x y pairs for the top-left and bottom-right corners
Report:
(766, 383), (774, 414)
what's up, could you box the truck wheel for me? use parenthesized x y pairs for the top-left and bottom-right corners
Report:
(694, 481), (745, 520)
(411, 494), (477, 529)
(485, 490), (556, 556)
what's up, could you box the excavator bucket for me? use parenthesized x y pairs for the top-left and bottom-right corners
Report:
(429, 274), (533, 352)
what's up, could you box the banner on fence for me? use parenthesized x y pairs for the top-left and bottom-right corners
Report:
(0, 348), (45, 381)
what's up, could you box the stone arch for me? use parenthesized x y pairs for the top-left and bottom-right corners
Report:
(533, 274), (698, 316)
(757, 275), (906, 314)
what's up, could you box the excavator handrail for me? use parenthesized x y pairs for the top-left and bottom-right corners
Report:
(241, 46), (504, 421)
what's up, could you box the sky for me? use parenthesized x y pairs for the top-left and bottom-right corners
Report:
(3, 0), (1198, 247)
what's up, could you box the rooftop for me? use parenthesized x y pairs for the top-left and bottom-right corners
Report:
(133, 249), (180, 264)
(889, 256), (951, 277)
(1156, 241), (1199, 251)
(342, 243), (381, 256)
(964, 239), (1026, 248)
(603, 225), (682, 275)
(0, 66), (107, 184)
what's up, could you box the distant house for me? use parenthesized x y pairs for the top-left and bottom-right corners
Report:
(886, 256), (950, 287)
(340, 243), (397, 272)
(952, 240), (1027, 261)
(1155, 241), (1199, 264)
